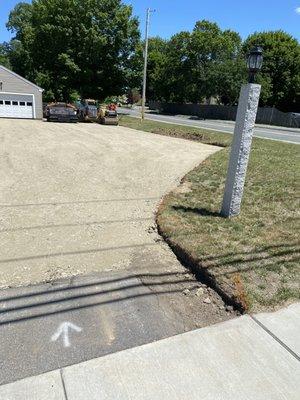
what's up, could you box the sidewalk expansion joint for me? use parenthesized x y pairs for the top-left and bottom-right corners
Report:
(60, 369), (69, 400)
(250, 315), (300, 362)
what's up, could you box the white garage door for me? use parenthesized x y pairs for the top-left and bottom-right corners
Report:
(0, 93), (34, 119)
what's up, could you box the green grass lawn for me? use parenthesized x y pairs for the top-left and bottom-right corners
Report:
(119, 115), (231, 147)
(120, 115), (300, 312)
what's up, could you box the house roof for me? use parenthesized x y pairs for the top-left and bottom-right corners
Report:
(0, 65), (44, 92)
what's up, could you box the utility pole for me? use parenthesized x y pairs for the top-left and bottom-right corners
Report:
(141, 8), (155, 121)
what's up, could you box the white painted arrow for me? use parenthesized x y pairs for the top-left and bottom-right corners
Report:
(51, 322), (82, 348)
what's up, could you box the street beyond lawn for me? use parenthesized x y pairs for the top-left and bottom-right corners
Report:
(120, 116), (300, 312)
(119, 108), (300, 144)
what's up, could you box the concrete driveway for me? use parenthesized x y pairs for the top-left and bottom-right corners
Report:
(0, 119), (218, 288)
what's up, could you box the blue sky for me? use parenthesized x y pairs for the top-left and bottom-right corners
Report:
(1, 0), (300, 42)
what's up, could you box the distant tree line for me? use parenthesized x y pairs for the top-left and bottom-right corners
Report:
(145, 22), (300, 112)
(0, 1), (299, 112)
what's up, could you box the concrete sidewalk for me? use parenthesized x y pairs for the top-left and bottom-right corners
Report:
(1, 303), (299, 400)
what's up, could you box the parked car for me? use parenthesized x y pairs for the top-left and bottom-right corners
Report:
(45, 102), (78, 122)
(76, 99), (98, 122)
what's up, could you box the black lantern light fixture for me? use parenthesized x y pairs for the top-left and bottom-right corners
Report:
(247, 46), (263, 83)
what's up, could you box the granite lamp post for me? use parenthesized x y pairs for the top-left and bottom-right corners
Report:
(221, 46), (263, 217)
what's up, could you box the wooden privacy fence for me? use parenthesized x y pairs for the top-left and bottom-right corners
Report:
(149, 101), (300, 128)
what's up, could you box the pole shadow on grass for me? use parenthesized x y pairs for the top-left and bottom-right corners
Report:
(191, 243), (300, 277)
(164, 207), (299, 279)
(172, 205), (222, 218)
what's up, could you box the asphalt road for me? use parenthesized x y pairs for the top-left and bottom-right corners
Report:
(120, 108), (300, 145)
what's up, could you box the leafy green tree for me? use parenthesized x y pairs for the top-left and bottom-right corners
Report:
(160, 31), (193, 102)
(143, 23), (300, 110)
(0, 43), (11, 68)
(7, 0), (140, 101)
(5, 2), (34, 78)
(243, 31), (300, 111)
(213, 57), (247, 105)
(151, 21), (245, 104)
(213, 30), (247, 105)
(6, 2), (32, 37)
(145, 37), (168, 100)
